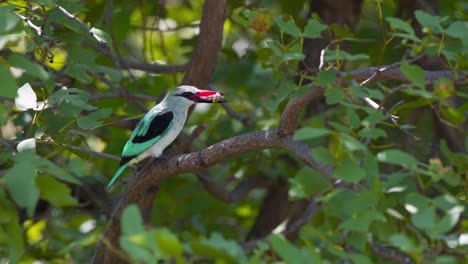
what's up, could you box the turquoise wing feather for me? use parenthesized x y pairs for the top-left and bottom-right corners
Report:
(107, 163), (128, 190)
(107, 109), (174, 189)
(121, 110), (174, 159)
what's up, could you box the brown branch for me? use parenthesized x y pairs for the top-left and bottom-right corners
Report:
(181, 0), (227, 87)
(278, 87), (325, 136)
(345, 68), (467, 85)
(100, 129), (330, 262)
(196, 172), (271, 204)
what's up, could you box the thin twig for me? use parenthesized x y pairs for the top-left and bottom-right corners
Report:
(15, 12), (56, 62)
(40, 140), (120, 161)
(56, 4), (108, 48)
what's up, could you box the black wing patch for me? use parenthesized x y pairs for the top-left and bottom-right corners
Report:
(120, 155), (136, 166)
(131, 111), (174, 144)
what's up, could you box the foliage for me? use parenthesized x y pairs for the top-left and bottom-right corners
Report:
(0, 0), (467, 263)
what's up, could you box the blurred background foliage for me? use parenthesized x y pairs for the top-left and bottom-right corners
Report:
(0, 0), (467, 263)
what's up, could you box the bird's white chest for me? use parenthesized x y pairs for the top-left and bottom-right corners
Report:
(134, 110), (187, 163)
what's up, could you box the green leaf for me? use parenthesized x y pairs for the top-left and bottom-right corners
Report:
(339, 211), (386, 232)
(346, 108), (360, 129)
(389, 32), (422, 43)
(0, 6), (21, 34)
(36, 158), (80, 184)
(120, 235), (156, 263)
(35, 175), (78, 207)
(349, 253), (372, 264)
(281, 52), (305, 62)
(294, 127), (331, 140)
(8, 53), (50, 81)
(275, 16), (301, 37)
(389, 233), (418, 253)
(90, 27), (113, 45)
(154, 228), (183, 258)
(289, 167), (331, 200)
(4, 151), (39, 217)
(121, 204), (145, 235)
(385, 17), (415, 35)
(377, 149), (418, 170)
(269, 234), (308, 264)
(415, 10), (443, 33)
(441, 107), (466, 125)
(65, 64), (94, 84)
(0, 64), (17, 98)
(192, 233), (247, 264)
(446, 21), (468, 42)
(77, 108), (112, 130)
(329, 121), (353, 133)
(435, 256), (458, 264)
(316, 70), (336, 86)
(311, 147), (335, 165)
(0, 192), (25, 263)
(94, 66), (123, 82)
(333, 159), (367, 183)
(325, 50), (369, 62)
(411, 206), (436, 230)
(303, 18), (327, 39)
(400, 61), (425, 89)
(339, 134), (367, 151)
(48, 87), (97, 111)
(357, 127), (387, 140)
(325, 86), (344, 105)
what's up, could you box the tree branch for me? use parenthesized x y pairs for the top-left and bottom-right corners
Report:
(181, 0), (227, 87)
(345, 68), (467, 85)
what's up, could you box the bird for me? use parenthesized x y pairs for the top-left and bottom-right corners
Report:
(107, 85), (225, 189)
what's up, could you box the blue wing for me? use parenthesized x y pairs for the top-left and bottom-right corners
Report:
(107, 109), (174, 189)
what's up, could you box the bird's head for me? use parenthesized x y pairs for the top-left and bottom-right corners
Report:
(167, 85), (225, 105)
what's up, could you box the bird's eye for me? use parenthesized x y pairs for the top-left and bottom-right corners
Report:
(177, 92), (195, 98)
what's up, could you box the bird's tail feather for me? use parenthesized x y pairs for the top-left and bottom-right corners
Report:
(107, 163), (129, 190)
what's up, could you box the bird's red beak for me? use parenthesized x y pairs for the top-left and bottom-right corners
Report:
(189, 90), (226, 103)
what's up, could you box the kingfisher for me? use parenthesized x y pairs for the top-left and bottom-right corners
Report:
(107, 85), (225, 189)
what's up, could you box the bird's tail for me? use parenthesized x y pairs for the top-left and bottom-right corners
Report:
(107, 163), (129, 190)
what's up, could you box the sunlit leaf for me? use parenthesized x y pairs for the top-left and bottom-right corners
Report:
(275, 16), (301, 37)
(269, 234), (308, 264)
(415, 10), (444, 33)
(400, 61), (425, 89)
(303, 18), (327, 39)
(377, 149), (418, 170)
(386, 17), (414, 35)
(294, 127), (331, 140)
(77, 108), (112, 130)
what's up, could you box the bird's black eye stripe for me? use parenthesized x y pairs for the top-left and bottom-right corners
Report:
(177, 91), (196, 98)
